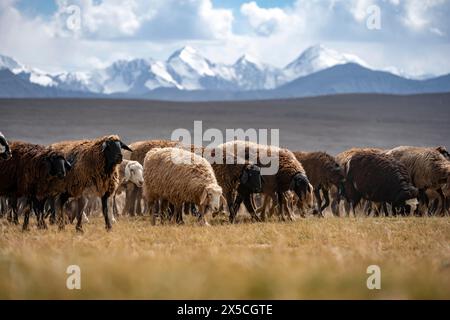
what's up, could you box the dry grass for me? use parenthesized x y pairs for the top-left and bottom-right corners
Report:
(0, 213), (449, 299)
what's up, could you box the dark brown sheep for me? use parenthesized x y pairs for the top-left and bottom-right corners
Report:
(219, 141), (313, 221)
(331, 147), (384, 216)
(204, 146), (263, 223)
(50, 135), (131, 232)
(294, 151), (344, 216)
(0, 141), (70, 229)
(344, 152), (418, 215)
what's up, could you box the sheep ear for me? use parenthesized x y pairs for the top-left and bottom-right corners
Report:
(200, 188), (208, 206)
(240, 170), (249, 184)
(124, 163), (131, 182)
(102, 141), (107, 152)
(220, 194), (227, 207)
(120, 141), (132, 152)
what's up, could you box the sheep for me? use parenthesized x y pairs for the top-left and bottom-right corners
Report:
(331, 147), (384, 216)
(344, 151), (418, 216)
(386, 146), (450, 215)
(123, 140), (263, 223)
(0, 141), (71, 229)
(0, 132), (11, 160)
(112, 159), (144, 221)
(293, 151), (345, 217)
(49, 135), (132, 232)
(123, 139), (180, 216)
(143, 147), (223, 225)
(201, 146), (263, 223)
(219, 141), (312, 221)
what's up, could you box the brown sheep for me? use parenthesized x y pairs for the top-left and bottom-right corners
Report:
(49, 135), (132, 232)
(0, 141), (71, 229)
(294, 151), (345, 216)
(344, 151), (418, 216)
(204, 146), (263, 223)
(331, 147), (384, 216)
(220, 141), (312, 221)
(386, 146), (450, 215)
(143, 147), (223, 225)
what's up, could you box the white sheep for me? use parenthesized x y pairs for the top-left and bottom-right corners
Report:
(143, 147), (222, 225)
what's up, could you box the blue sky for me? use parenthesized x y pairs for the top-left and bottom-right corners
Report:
(2, 0), (450, 77)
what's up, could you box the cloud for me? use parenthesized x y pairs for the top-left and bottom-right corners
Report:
(240, 1), (289, 36)
(1, 0), (450, 77)
(51, 0), (233, 40)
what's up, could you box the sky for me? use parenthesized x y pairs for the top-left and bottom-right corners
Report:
(1, 0), (450, 77)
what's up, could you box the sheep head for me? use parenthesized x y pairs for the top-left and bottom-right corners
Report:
(125, 161), (144, 187)
(200, 184), (223, 212)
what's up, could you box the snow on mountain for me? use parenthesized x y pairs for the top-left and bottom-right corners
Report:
(0, 54), (56, 87)
(232, 54), (281, 90)
(282, 44), (369, 83)
(0, 55), (26, 73)
(1, 45), (447, 99)
(166, 46), (217, 90)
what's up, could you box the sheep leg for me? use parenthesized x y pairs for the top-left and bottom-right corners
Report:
(47, 197), (57, 224)
(330, 194), (341, 217)
(35, 199), (47, 230)
(135, 188), (143, 216)
(9, 197), (19, 225)
(282, 193), (294, 221)
(242, 194), (261, 222)
(437, 188), (446, 216)
(197, 205), (208, 226)
(148, 201), (156, 226)
(227, 193), (238, 223)
(176, 205), (184, 225)
(112, 194), (118, 220)
(22, 198), (32, 231)
(101, 192), (112, 231)
(320, 188), (330, 213)
(314, 187), (323, 217)
(75, 197), (87, 233)
(122, 185), (134, 216)
(57, 193), (69, 230)
(277, 192), (286, 221)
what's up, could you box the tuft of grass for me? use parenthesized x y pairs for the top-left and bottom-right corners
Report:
(0, 215), (449, 299)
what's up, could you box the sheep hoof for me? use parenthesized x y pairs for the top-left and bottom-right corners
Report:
(106, 225), (112, 232)
(76, 226), (84, 234)
(58, 225), (65, 231)
(22, 226), (29, 232)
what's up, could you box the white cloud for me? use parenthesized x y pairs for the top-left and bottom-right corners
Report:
(50, 0), (233, 40)
(1, 0), (450, 77)
(240, 1), (289, 36)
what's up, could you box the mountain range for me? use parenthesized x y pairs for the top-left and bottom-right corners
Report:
(1, 45), (449, 101)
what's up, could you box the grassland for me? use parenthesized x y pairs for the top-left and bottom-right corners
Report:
(1, 214), (449, 299)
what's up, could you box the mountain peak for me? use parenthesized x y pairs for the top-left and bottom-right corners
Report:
(168, 46), (198, 60)
(235, 54), (261, 67)
(0, 54), (25, 73)
(283, 44), (368, 81)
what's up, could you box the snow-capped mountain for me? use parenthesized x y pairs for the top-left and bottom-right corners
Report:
(282, 44), (369, 83)
(1, 45), (449, 100)
(53, 58), (180, 95)
(166, 46), (238, 91)
(232, 54), (281, 90)
(0, 54), (56, 87)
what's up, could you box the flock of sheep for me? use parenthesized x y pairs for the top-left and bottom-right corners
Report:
(0, 131), (449, 232)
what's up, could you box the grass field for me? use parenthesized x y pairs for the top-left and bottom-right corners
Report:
(1, 214), (449, 299)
